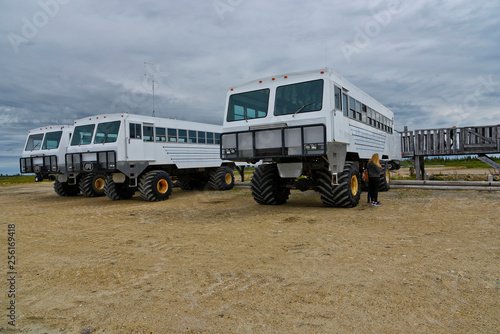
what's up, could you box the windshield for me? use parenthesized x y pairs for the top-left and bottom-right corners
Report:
(227, 89), (269, 122)
(42, 131), (63, 149)
(274, 79), (324, 116)
(25, 134), (44, 151)
(94, 121), (120, 144)
(71, 124), (95, 146)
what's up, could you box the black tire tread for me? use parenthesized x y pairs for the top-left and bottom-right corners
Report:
(177, 176), (192, 191)
(251, 164), (290, 205)
(138, 170), (173, 202)
(379, 168), (391, 191)
(54, 179), (80, 197)
(79, 173), (106, 197)
(104, 176), (135, 200)
(317, 162), (360, 208)
(208, 166), (235, 191)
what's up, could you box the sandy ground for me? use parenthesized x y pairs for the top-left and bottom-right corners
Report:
(1, 181), (499, 333)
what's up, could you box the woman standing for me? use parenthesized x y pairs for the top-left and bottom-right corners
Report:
(367, 153), (384, 206)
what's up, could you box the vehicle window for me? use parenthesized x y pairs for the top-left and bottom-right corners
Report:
(207, 132), (214, 144)
(130, 123), (142, 139)
(198, 131), (206, 144)
(143, 126), (154, 142)
(334, 86), (342, 110)
(275, 79), (323, 116)
(349, 97), (356, 118)
(155, 127), (166, 142)
(168, 129), (177, 142)
(227, 89), (269, 121)
(94, 121), (120, 144)
(25, 134), (44, 151)
(178, 129), (187, 143)
(42, 131), (63, 149)
(361, 104), (367, 123)
(71, 124), (95, 145)
(342, 93), (348, 116)
(215, 133), (221, 144)
(355, 100), (362, 121)
(188, 130), (196, 143)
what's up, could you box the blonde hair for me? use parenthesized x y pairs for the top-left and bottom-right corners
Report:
(369, 153), (382, 168)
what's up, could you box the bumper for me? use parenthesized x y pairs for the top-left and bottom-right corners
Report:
(221, 124), (327, 160)
(65, 150), (117, 173)
(20, 156), (57, 174)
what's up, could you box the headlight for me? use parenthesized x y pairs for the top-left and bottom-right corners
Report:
(225, 149), (236, 154)
(305, 144), (318, 150)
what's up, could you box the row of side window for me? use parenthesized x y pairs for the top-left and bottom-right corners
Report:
(334, 86), (393, 134)
(129, 123), (221, 144)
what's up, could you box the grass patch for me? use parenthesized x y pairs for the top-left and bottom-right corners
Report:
(403, 157), (500, 169)
(0, 175), (37, 186)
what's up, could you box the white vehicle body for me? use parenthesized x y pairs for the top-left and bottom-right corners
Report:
(62, 113), (239, 200)
(222, 68), (401, 169)
(20, 125), (73, 180)
(221, 68), (402, 207)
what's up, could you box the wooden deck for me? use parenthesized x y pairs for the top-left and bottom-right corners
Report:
(400, 124), (500, 179)
(401, 125), (500, 157)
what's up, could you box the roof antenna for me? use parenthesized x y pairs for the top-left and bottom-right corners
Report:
(144, 61), (156, 117)
(324, 30), (329, 69)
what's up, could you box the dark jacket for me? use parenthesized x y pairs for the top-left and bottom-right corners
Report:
(367, 161), (384, 179)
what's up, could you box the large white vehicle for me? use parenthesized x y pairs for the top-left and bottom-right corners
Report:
(221, 68), (402, 207)
(62, 113), (239, 201)
(20, 124), (73, 182)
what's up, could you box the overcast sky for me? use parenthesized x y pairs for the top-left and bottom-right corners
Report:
(1, 0), (499, 174)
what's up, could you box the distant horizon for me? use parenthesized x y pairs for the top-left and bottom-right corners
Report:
(3, 155), (500, 177)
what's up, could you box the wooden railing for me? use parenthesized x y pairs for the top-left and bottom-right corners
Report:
(401, 125), (500, 157)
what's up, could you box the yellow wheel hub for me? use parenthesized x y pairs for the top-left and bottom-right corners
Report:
(157, 179), (169, 194)
(350, 175), (359, 196)
(94, 178), (105, 191)
(225, 173), (233, 185)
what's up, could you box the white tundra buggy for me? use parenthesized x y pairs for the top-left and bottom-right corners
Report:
(221, 68), (401, 207)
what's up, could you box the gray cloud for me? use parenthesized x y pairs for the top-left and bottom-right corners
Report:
(1, 0), (499, 173)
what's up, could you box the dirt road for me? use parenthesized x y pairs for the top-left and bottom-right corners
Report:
(1, 182), (499, 333)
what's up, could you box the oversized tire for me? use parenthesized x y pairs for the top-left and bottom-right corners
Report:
(317, 162), (361, 208)
(138, 170), (173, 202)
(208, 166), (235, 191)
(79, 173), (106, 197)
(177, 173), (207, 190)
(104, 176), (135, 200)
(176, 175), (192, 190)
(316, 168), (337, 207)
(54, 179), (80, 197)
(379, 167), (391, 192)
(251, 164), (290, 205)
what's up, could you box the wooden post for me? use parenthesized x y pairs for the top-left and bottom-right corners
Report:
(413, 155), (426, 180)
(419, 156), (425, 180)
